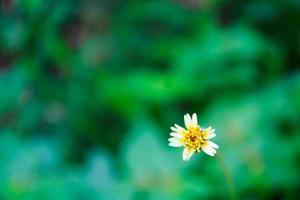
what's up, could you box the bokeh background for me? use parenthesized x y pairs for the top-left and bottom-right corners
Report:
(1, 0), (300, 199)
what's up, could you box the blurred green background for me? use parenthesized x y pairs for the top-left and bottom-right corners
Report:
(1, 0), (300, 199)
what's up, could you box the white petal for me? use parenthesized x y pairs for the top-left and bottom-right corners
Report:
(168, 138), (183, 147)
(170, 132), (183, 139)
(169, 142), (183, 147)
(182, 147), (194, 161)
(171, 127), (177, 132)
(175, 124), (185, 132)
(202, 145), (215, 156)
(192, 113), (198, 127)
(208, 129), (215, 134)
(210, 147), (217, 154)
(204, 127), (215, 134)
(174, 124), (186, 135)
(206, 126), (212, 130)
(202, 127), (215, 139)
(203, 133), (216, 139)
(184, 114), (192, 128)
(168, 137), (179, 143)
(207, 141), (219, 149)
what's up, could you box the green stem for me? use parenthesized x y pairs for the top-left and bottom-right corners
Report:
(216, 153), (237, 200)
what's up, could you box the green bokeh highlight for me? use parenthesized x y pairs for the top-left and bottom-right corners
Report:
(1, 0), (300, 199)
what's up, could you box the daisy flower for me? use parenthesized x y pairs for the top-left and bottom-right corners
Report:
(168, 113), (219, 161)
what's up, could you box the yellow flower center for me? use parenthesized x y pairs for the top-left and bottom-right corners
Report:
(183, 126), (205, 153)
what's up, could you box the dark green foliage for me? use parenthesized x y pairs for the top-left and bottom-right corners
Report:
(1, 0), (300, 199)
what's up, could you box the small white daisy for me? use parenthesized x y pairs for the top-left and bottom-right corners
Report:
(168, 113), (219, 161)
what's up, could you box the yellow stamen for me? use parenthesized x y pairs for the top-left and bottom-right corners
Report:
(183, 126), (205, 153)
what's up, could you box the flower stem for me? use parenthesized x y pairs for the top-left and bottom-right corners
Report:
(216, 153), (237, 200)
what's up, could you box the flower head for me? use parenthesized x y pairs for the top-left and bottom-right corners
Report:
(168, 113), (219, 161)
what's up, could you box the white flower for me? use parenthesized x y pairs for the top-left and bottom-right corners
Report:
(168, 113), (219, 161)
